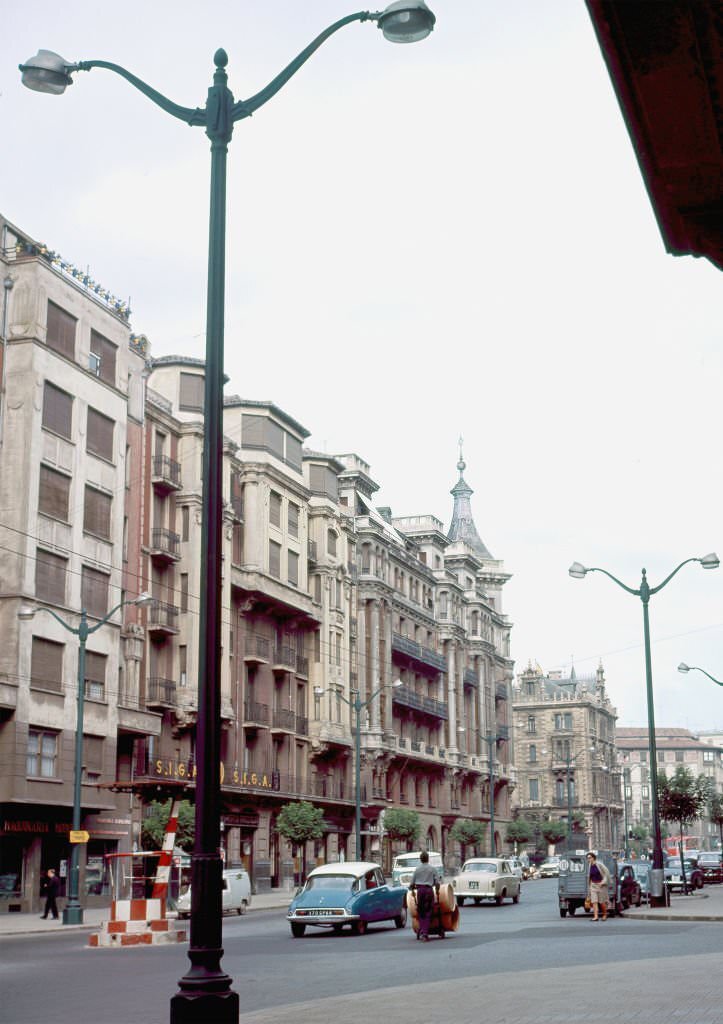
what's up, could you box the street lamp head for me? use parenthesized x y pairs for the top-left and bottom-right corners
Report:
(677, 662), (691, 674)
(17, 604), (36, 621)
(19, 50), (76, 94)
(376, 1), (436, 43)
(313, 686), (325, 696)
(391, 679), (403, 688)
(699, 552), (720, 570)
(133, 591), (153, 607)
(568, 561), (588, 579)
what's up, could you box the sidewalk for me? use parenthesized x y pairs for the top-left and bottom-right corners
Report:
(623, 881), (723, 922)
(0, 888), (293, 938)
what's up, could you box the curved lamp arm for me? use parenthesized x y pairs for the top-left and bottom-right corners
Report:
(75, 60), (204, 125)
(234, 11), (373, 120)
(582, 566), (640, 597)
(649, 557), (704, 596)
(678, 663), (723, 687)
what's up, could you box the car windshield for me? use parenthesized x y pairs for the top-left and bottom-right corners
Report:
(463, 862), (496, 873)
(304, 874), (356, 892)
(698, 854), (720, 863)
(667, 861), (694, 870)
(395, 856), (421, 869)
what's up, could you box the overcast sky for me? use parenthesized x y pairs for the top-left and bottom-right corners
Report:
(4, 1), (722, 732)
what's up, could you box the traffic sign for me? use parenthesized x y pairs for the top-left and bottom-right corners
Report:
(69, 830), (90, 844)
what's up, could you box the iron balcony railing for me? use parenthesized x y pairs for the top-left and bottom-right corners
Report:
(147, 677), (177, 706)
(151, 454), (181, 488)
(245, 635), (270, 660)
(392, 684), (448, 720)
(243, 700), (269, 724)
(296, 655), (309, 677)
(272, 708), (296, 731)
(150, 527), (180, 558)
(463, 668), (479, 687)
(391, 633), (447, 673)
(147, 600), (179, 630)
(274, 645), (296, 669)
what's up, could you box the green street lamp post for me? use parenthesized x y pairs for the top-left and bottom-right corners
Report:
(569, 553), (719, 905)
(678, 662), (723, 687)
(20, 5), (434, 1018)
(316, 681), (402, 858)
(17, 592), (152, 924)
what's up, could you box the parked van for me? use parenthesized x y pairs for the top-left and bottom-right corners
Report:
(391, 851), (444, 887)
(177, 868), (252, 919)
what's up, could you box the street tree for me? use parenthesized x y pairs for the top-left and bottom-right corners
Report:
(141, 798), (195, 851)
(383, 807), (421, 851)
(540, 817), (567, 853)
(449, 818), (486, 857)
(629, 823), (649, 856)
(276, 800), (325, 880)
(506, 818), (534, 852)
(657, 766), (711, 893)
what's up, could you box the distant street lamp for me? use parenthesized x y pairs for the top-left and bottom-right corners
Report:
(315, 680), (402, 859)
(569, 553), (719, 905)
(17, 592), (152, 924)
(20, 6), (434, 1019)
(678, 662), (723, 686)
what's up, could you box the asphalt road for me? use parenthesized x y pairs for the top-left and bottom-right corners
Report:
(2, 879), (723, 1024)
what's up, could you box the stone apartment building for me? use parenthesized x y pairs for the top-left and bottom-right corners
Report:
(511, 663), (623, 851)
(0, 213), (515, 908)
(617, 727), (723, 852)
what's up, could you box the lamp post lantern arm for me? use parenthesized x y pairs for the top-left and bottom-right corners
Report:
(648, 557), (707, 596)
(678, 663), (723, 687)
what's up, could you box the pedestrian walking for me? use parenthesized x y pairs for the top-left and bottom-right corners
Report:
(40, 868), (60, 920)
(587, 852), (610, 921)
(409, 850), (441, 941)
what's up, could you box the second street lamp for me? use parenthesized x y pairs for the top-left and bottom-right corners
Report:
(17, 592), (152, 925)
(315, 680), (402, 859)
(21, 6), (434, 1019)
(569, 552), (719, 905)
(678, 662), (723, 687)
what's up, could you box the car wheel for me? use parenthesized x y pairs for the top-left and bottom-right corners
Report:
(457, 896), (465, 907)
(568, 904), (576, 916)
(495, 891), (504, 906)
(238, 900), (248, 916)
(512, 891), (520, 904)
(394, 906), (407, 929)
(290, 923), (306, 938)
(353, 920), (367, 936)
(559, 908), (567, 918)
(332, 924), (344, 934)
(474, 898), (482, 905)
(696, 876), (704, 890)
(636, 891), (642, 907)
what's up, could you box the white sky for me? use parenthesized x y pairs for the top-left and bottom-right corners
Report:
(4, 1), (722, 731)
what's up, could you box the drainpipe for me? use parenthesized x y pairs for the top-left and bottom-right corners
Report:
(0, 270), (14, 447)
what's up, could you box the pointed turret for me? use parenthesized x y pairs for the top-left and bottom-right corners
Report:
(447, 437), (493, 559)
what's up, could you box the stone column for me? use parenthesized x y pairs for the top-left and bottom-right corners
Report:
(446, 641), (458, 750)
(369, 600), (381, 730)
(383, 601), (393, 733)
(357, 600), (367, 704)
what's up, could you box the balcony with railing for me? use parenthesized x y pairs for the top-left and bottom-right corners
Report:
(151, 454), (181, 492)
(273, 645), (296, 672)
(243, 699), (269, 725)
(271, 707), (296, 732)
(495, 682), (508, 700)
(296, 714), (309, 736)
(244, 635), (270, 663)
(392, 633), (447, 674)
(296, 654), (309, 678)
(463, 668), (479, 688)
(392, 684), (448, 720)
(147, 600), (179, 634)
(149, 527), (181, 563)
(312, 777), (354, 802)
(146, 677), (177, 708)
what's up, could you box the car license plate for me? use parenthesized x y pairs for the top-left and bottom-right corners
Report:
(671, 875), (680, 882)
(469, 881), (478, 889)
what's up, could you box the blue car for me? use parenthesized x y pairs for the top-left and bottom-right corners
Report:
(287, 861), (407, 937)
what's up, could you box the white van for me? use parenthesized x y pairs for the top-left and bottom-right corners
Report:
(391, 851), (444, 887)
(177, 868), (252, 919)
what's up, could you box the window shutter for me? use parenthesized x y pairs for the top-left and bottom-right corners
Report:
(30, 637), (64, 692)
(288, 550), (299, 586)
(84, 486), (112, 539)
(46, 301), (76, 359)
(179, 373), (205, 412)
(269, 540), (281, 578)
(269, 492), (282, 527)
(285, 435), (302, 471)
(90, 330), (117, 385)
(38, 465), (71, 521)
(87, 407), (114, 461)
(288, 503), (299, 537)
(35, 549), (67, 604)
(81, 566), (109, 617)
(42, 382), (73, 439)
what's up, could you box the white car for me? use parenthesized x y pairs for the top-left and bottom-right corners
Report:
(177, 867), (251, 919)
(453, 858), (521, 906)
(508, 857), (524, 880)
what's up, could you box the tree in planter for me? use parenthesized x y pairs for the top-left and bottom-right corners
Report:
(629, 824), (649, 857)
(709, 793), (723, 851)
(505, 818), (534, 854)
(570, 810), (587, 835)
(141, 799), (195, 851)
(383, 808), (421, 854)
(657, 766), (711, 893)
(449, 818), (486, 859)
(540, 817), (567, 855)
(276, 801), (325, 882)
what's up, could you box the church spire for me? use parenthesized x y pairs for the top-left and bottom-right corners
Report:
(447, 437), (493, 559)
